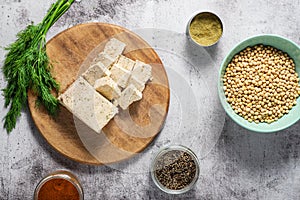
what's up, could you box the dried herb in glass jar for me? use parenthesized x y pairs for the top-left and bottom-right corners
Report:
(154, 150), (197, 190)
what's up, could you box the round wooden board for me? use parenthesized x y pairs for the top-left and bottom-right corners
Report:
(28, 23), (170, 165)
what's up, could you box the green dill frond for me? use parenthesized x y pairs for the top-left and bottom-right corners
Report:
(1, 0), (75, 133)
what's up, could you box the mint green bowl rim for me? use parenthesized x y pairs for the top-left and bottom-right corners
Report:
(218, 34), (300, 133)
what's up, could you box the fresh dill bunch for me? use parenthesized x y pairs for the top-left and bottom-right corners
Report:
(2, 0), (74, 133)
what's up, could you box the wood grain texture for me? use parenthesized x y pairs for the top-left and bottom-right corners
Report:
(27, 23), (170, 165)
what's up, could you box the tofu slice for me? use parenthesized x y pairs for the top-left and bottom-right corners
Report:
(110, 63), (131, 89)
(82, 62), (111, 86)
(94, 76), (121, 100)
(118, 84), (143, 110)
(104, 38), (126, 59)
(116, 55), (136, 71)
(94, 52), (116, 69)
(132, 60), (152, 83)
(127, 76), (145, 92)
(58, 77), (118, 133)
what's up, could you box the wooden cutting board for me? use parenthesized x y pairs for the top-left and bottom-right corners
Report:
(27, 23), (170, 165)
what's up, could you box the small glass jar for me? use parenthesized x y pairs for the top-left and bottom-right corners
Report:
(150, 145), (200, 194)
(186, 11), (223, 47)
(34, 170), (84, 200)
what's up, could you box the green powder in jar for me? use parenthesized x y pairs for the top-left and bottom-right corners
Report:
(189, 12), (223, 46)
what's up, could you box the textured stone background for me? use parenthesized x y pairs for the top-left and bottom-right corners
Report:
(1, 0), (300, 199)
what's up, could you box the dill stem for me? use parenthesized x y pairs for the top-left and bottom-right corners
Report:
(43, 0), (65, 35)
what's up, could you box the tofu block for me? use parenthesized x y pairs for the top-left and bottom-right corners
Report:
(127, 76), (145, 92)
(82, 62), (111, 86)
(118, 84), (142, 110)
(58, 77), (118, 133)
(104, 38), (126, 59)
(132, 60), (152, 83)
(94, 52), (116, 69)
(94, 77), (121, 100)
(110, 63), (131, 88)
(116, 55), (136, 71)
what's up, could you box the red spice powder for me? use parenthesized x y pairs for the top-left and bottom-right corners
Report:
(37, 178), (80, 200)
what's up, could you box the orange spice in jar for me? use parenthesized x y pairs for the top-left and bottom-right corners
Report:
(34, 170), (83, 200)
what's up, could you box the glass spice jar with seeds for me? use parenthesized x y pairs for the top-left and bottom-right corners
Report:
(150, 145), (200, 194)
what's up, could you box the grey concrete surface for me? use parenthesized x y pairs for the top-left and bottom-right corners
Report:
(1, 0), (300, 199)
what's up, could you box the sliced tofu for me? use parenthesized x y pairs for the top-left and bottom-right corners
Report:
(127, 76), (145, 92)
(82, 62), (111, 86)
(104, 38), (126, 59)
(94, 76), (121, 100)
(110, 63), (131, 89)
(58, 77), (118, 133)
(94, 52), (116, 69)
(116, 55), (136, 71)
(132, 60), (152, 83)
(118, 84), (142, 110)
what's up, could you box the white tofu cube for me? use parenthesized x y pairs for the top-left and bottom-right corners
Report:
(104, 38), (126, 59)
(127, 76), (145, 92)
(132, 60), (152, 83)
(116, 55), (136, 71)
(94, 52), (116, 69)
(118, 84), (142, 110)
(110, 63), (131, 89)
(58, 77), (118, 133)
(94, 76), (121, 100)
(82, 62), (111, 86)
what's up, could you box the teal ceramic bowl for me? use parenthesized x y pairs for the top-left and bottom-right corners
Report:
(218, 34), (300, 133)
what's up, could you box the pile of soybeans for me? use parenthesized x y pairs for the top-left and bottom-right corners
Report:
(223, 45), (300, 123)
